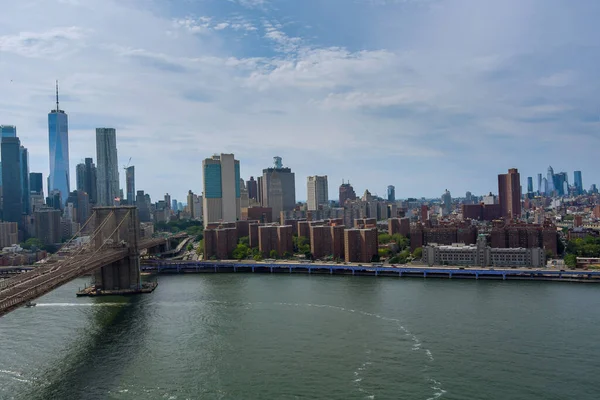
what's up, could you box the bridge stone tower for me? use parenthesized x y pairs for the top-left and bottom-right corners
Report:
(93, 206), (141, 291)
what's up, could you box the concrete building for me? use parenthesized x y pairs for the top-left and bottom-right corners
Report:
(261, 157), (296, 221)
(48, 82), (70, 205)
(498, 168), (521, 219)
(34, 207), (62, 245)
(202, 154), (241, 227)
(0, 222), (18, 247)
(307, 175), (328, 211)
(247, 176), (258, 201)
(387, 185), (395, 202)
(96, 128), (120, 206)
(423, 235), (545, 268)
(20, 146), (30, 215)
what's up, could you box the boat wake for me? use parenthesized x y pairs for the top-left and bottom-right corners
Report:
(36, 303), (128, 307)
(0, 369), (32, 384)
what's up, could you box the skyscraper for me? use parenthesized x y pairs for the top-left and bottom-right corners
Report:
(546, 166), (555, 194)
(307, 175), (329, 211)
(339, 181), (357, 206)
(126, 166), (135, 205)
(261, 157), (296, 221)
(76, 158), (98, 204)
(202, 153), (241, 227)
(48, 81), (70, 204)
(554, 172), (568, 196)
(537, 173), (543, 194)
(527, 177), (533, 194)
(0, 126), (17, 189)
(387, 185), (395, 202)
(574, 171), (583, 195)
(20, 146), (30, 214)
(247, 176), (258, 201)
(498, 168), (521, 219)
(95, 128), (120, 206)
(29, 172), (43, 195)
(1, 137), (22, 223)
(441, 189), (452, 214)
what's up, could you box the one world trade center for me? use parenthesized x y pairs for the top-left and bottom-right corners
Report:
(48, 81), (70, 205)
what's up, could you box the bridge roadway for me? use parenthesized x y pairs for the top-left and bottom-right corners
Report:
(0, 237), (176, 317)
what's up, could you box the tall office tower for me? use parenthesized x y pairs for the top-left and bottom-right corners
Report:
(29, 172), (43, 195)
(172, 199), (178, 211)
(537, 173), (543, 194)
(66, 190), (90, 224)
(387, 185), (396, 202)
(554, 172), (568, 196)
(48, 82), (70, 204)
(136, 190), (152, 222)
(339, 181), (357, 206)
(527, 177), (533, 194)
(498, 168), (521, 219)
(187, 190), (195, 219)
(247, 176), (258, 200)
(1, 137), (22, 223)
(546, 166), (555, 194)
(164, 193), (171, 211)
(441, 189), (452, 214)
(75, 158), (98, 204)
(574, 171), (583, 195)
(542, 178), (548, 195)
(307, 175), (329, 211)
(261, 157), (296, 221)
(465, 191), (473, 204)
(95, 128), (120, 206)
(125, 166), (135, 205)
(20, 146), (30, 214)
(0, 125), (16, 138)
(202, 153), (241, 227)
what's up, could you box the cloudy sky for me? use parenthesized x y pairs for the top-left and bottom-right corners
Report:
(1, 0), (599, 203)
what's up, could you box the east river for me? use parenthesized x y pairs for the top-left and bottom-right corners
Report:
(1, 274), (599, 399)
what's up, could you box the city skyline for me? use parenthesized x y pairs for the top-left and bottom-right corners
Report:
(1, 0), (600, 201)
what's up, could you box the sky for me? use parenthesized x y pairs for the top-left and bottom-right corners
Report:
(0, 0), (599, 203)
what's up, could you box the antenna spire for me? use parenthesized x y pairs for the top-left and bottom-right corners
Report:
(55, 80), (60, 111)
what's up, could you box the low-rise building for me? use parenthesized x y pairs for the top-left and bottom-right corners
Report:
(423, 235), (545, 268)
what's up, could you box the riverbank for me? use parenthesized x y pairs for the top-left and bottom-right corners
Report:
(141, 261), (600, 283)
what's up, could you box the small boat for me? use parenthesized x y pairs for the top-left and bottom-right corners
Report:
(25, 301), (36, 307)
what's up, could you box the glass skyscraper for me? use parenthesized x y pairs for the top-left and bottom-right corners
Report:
(387, 185), (395, 202)
(126, 166), (135, 205)
(20, 146), (30, 214)
(574, 171), (583, 195)
(1, 137), (22, 223)
(48, 82), (70, 204)
(95, 128), (120, 206)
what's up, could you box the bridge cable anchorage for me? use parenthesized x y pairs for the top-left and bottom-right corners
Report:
(0, 211), (128, 313)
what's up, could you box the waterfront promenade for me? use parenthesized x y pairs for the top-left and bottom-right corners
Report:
(141, 260), (600, 283)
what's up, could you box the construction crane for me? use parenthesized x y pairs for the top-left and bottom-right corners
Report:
(123, 157), (132, 171)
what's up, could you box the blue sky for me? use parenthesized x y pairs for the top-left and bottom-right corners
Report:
(0, 0), (599, 203)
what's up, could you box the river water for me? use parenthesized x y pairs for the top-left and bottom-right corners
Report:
(0, 274), (599, 400)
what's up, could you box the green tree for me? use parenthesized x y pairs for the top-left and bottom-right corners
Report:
(412, 247), (423, 259)
(282, 251), (292, 259)
(378, 248), (391, 258)
(21, 237), (44, 250)
(378, 233), (392, 244)
(238, 236), (250, 247)
(186, 243), (194, 252)
(564, 254), (577, 268)
(232, 244), (250, 260)
(253, 253), (263, 261)
(269, 249), (278, 259)
(391, 234), (410, 251)
(196, 239), (204, 255)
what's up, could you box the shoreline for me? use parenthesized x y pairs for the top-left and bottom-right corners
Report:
(140, 261), (600, 284)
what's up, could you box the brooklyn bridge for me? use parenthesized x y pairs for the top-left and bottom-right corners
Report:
(0, 206), (186, 318)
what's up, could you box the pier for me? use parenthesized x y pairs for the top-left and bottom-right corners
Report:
(141, 260), (600, 283)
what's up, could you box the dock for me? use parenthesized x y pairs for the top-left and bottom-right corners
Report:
(76, 281), (158, 297)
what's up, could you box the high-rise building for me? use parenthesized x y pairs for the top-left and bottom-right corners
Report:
(95, 128), (120, 206)
(261, 157), (296, 221)
(126, 166), (135, 205)
(202, 153), (241, 227)
(1, 137), (22, 223)
(247, 176), (258, 201)
(34, 207), (61, 245)
(307, 175), (329, 211)
(48, 82), (70, 205)
(527, 177), (533, 194)
(136, 190), (151, 222)
(574, 171), (583, 195)
(172, 199), (178, 211)
(537, 173), (543, 194)
(20, 146), (30, 215)
(498, 168), (521, 219)
(339, 181), (357, 206)
(387, 185), (396, 202)
(75, 158), (98, 204)
(553, 172), (568, 196)
(546, 166), (555, 194)
(0, 125), (16, 138)
(441, 189), (452, 215)
(542, 177), (548, 195)
(29, 172), (43, 195)
(0, 222), (18, 247)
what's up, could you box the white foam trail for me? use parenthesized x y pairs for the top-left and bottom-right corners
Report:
(36, 303), (128, 307)
(0, 370), (32, 384)
(427, 379), (447, 400)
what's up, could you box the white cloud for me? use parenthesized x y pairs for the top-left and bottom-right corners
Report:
(0, 26), (86, 58)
